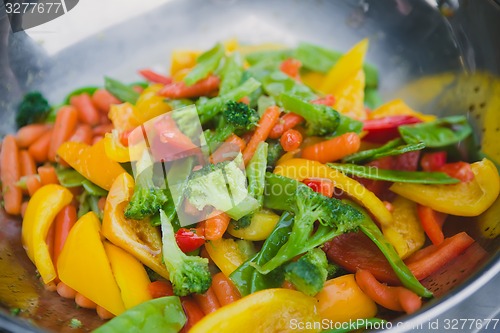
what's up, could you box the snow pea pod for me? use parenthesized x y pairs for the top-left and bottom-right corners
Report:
(219, 52), (244, 95)
(343, 138), (425, 164)
(104, 77), (140, 104)
(183, 43), (225, 86)
(262, 71), (317, 101)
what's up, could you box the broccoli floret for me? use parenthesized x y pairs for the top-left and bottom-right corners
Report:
(16, 91), (51, 128)
(280, 93), (340, 136)
(125, 152), (168, 220)
(258, 179), (363, 274)
(160, 210), (211, 296)
(284, 248), (328, 296)
(208, 101), (259, 147)
(185, 154), (259, 220)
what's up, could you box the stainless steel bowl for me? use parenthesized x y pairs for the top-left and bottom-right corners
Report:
(1, 0), (499, 332)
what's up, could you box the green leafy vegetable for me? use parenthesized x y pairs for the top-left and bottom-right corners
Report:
(399, 115), (473, 148)
(343, 138), (425, 164)
(93, 296), (186, 333)
(183, 43), (225, 86)
(16, 91), (51, 128)
(328, 163), (460, 184)
(104, 77), (140, 104)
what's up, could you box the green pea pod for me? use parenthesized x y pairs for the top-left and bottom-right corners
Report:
(219, 52), (244, 95)
(55, 168), (86, 187)
(399, 115), (473, 148)
(63, 86), (99, 105)
(82, 179), (108, 196)
(321, 318), (387, 333)
(364, 87), (383, 109)
(266, 139), (284, 170)
(330, 114), (363, 137)
(343, 139), (425, 164)
(263, 172), (299, 213)
(104, 77), (140, 104)
(229, 212), (294, 296)
(93, 296), (186, 333)
(183, 43), (225, 86)
(245, 49), (292, 65)
(262, 71), (317, 101)
(246, 142), (269, 207)
(257, 95), (276, 117)
(328, 163), (459, 184)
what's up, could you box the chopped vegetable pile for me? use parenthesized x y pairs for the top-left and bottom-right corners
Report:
(1, 38), (499, 333)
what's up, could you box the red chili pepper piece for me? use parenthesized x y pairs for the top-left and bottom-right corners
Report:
(439, 161), (474, 182)
(311, 94), (335, 107)
(363, 115), (422, 143)
(175, 228), (206, 253)
(280, 58), (302, 79)
(139, 69), (173, 85)
(303, 178), (334, 198)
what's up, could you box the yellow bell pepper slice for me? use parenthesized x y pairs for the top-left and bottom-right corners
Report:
(390, 158), (500, 216)
(302, 71), (325, 91)
(134, 84), (172, 124)
(368, 99), (436, 122)
(102, 172), (169, 279)
(108, 102), (139, 132)
(320, 38), (368, 94)
(205, 238), (248, 277)
(103, 132), (131, 163)
(315, 274), (377, 323)
(57, 140), (126, 191)
(21, 184), (73, 283)
(190, 288), (321, 333)
(103, 241), (152, 309)
(382, 196), (425, 259)
(332, 68), (366, 120)
(57, 212), (126, 315)
(227, 210), (280, 241)
(275, 158), (393, 227)
(170, 50), (201, 77)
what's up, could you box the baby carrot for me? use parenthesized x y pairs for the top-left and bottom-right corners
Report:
(48, 106), (78, 162)
(242, 105), (281, 165)
(29, 129), (52, 163)
(96, 306), (115, 320)
(25, 175), (42, 197)
(211, 272), (241, 306)
(38, 165), (59, 185)
(91, 89), (121, 113)
(204, 210), (231, 241)
(0, 135), (22, 215)
(75, 293), (97, 309)
(19, 150), (37, 176)
(16, 124), (50, 148)
(210, 134), (246, 164)
(301, 132), (361, 163)
(193, 286), (221, 315)
(68, 124), (93, 145)
(93, 124), (114, 136)
(56, 281), (77, 299)
(21, 201), (29, 218)
(139, 69), (173, 85)
(268, 112), (304, 139)
(180, 297), (205, 333)
(70, 93), (100, 125)
(280, 128), (303, 152)
(53, 205), (77, 267)
(148, 280), (174, 299)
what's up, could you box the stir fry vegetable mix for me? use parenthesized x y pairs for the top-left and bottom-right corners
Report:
(2, 38), (499, 332)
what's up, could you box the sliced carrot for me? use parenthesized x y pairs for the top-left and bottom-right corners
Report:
(48, 106), (79, 162)
(75, 293), (97, 309)
(211, 272), (241, 306)
(28, 129), (52, 163)
(56, 281), (77, 299)
(68, 124), (93, 145)
(70, 93), (100, 126)
(269, 112), (304, 139)
(148, 280), (174, 299)
(204, 210), (231, 241)
(355, 269), (421, 314)
(16, 124), (50, 148)
(301, 132), (361, 163)
(158, 75), (220, 99)
(0, 135), (22, 215)
(53, 205), (77, 267)
(210, 134), (246, 164)
(242, 105), (281, 165)
(93, 124), (114, 136)
(180, 297), (205, 333)
(91, 89), (121, 114)
(417, 205), (447, 245)
(192, 286), (221, 315)
(25, 175), (42, 197)
(19, 150), (37, 176)
(38, 165), (59, 185)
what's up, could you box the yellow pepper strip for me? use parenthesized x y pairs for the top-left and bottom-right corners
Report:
(275, 158), (393, 227)
(205, 238), (248, 277)
(390, 158), (500, 216)
(477, 193), (500, 239)
(224, 37), (239, 53)
(368, 99), (436, 122)
(227, 210), (280, 241)
(170, 50), (201, 77)
(103, 132), (131, 163)
(315, 274), (377, 323)
(102, 172), (169, 279)
(134, 84), (172, 124)
(302, 71), (325, 92)
(382, 196), (425, 259)
(103, 241), (152, 309)
(319, 38), (368, 94)
(332, 68), (366, 120)
(190, 288), (322, 333)
(108, 102), (139, 132)
(57, 140), (126, 191)
(57, 212), (126, 316)
(21, 184), (73, 283)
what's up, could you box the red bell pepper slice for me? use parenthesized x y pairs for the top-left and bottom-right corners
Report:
(158, 75), (220, 99)
(311, 94), (335, 107)
(303, 178), (335, 198)
(363, 115), (422, 143)
(139, 69), (173, 85)
(420, 151), (447, 172)
(175, 228), (206, 253)
(280, 58), (302, 80)
(417, 205), (447, 245)
(439, 161), (475, 182)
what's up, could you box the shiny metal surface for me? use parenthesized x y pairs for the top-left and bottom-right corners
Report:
(0, 0), (499, 332)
